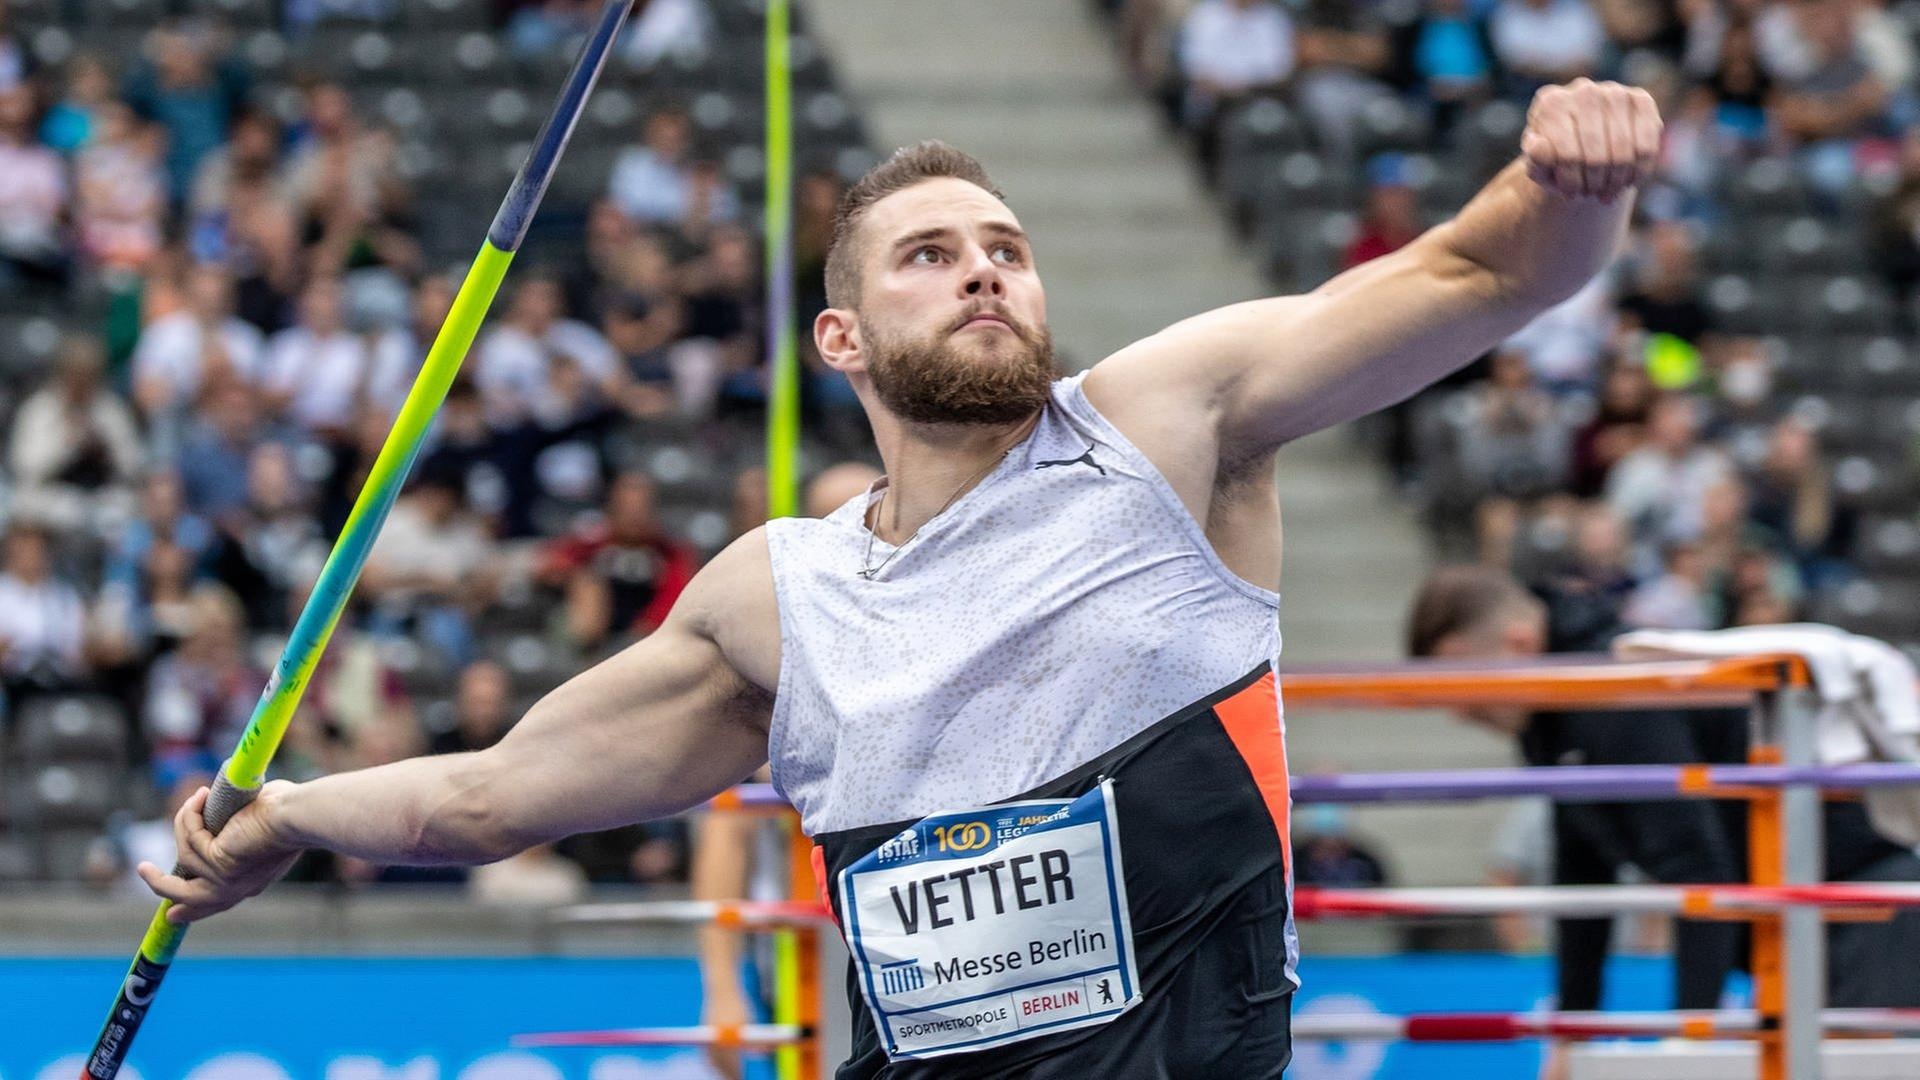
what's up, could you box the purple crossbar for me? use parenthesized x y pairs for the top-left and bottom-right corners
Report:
(1289, 762), (1920, 804)
(714, 764), (1920, 813)
(727, 783), (787, 806)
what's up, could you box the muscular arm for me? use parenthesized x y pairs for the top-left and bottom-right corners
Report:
(142, 530), (779, 921)
(1092, 79), (1658, 460)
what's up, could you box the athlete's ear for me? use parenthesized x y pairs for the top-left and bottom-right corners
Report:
(815, 307), (864, 374)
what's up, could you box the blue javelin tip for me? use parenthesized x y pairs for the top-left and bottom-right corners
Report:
(487, 0), (634, 252)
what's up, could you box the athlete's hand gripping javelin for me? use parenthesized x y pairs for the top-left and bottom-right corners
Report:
(138, 782), (304, 922)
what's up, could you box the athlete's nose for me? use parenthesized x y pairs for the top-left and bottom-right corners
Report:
(960, 245), (1004, 298)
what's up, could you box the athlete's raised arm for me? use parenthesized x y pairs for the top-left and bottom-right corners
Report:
(137, 529), (780, 923)
(1092, 78), (1660, 459)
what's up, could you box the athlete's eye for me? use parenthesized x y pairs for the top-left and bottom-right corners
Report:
(992, 244), (1022, 264)
(909, 246), (943, 265)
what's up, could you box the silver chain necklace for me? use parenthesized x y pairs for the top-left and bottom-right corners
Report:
(857, 447), (1014, 580)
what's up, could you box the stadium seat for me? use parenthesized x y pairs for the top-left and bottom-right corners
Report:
(404, 0), (490, 31)
(1453, 100), (1526, 181)
(1818, 577), (1920, 640)
(1218, 99), (1305, 215)
(1352, 96), (1431, 159)
(0, 836), (37, 884)
(658, 505), (733, 557)
(15, 696), (127, 766)
(1858, 337), (1920, 394)
(1834, 453), (1917, 510)
(27, 763), (120, 828)
(240, 30), (293, 81)
(488, 633), (582, 696)
(1706, 274), (1766, 334)
(1855, 514), (1920, 574)
(1794, 275), (1895, 335)
(1774, 335), (1862, 395)
(209, 0), (278, 30)
(1761, 218), (1853, 275)
(36, 827), (104, 883)
(1727, 158), (1812, 216)
(101, 0), (166, 27)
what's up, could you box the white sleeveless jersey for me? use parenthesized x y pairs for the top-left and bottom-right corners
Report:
(764, 370), (1283, 836)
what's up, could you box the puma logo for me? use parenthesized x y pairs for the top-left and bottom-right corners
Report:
(1035, 444), (1106, 476)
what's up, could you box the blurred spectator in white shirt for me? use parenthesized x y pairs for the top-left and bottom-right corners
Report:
(9, 335), (143, 536)
(1623, 540), (1717, 630)
(474, 275), (623, 426)
(362, 465), (500, 665)
(1181, 0), (1295, 103)
(621, 0), (711, 70)
(103, 768), (216, 894)
(0, 523), (89, 694)
(1766, 0), (1894, 196)
(72, 102), (166, 274)
(1490, 0), (1605, 95)
(132, 264), (266, 441)
(1605, 394), (1732, 565)
(141, 584), (259, 780)
(1178, 0), (1295, 154)
(1294, 0), (1396, 164)
(262, 276), (412, 436)
(0, 85), (68, 292)
(610, 106), (720, 227)
(1501, 273), (1615, 394)
(470, 843), (591, 905)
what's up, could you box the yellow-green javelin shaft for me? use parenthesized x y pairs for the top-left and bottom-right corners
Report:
(764, 0), (800, 520)
(227, 245), (511, 787)
(81, 2), (635, 1075)
(84, 251), (513, 1080)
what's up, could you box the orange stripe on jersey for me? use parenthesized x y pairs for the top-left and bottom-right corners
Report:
(810, 844), (839, 931)
(1213, 670), (1290, 874)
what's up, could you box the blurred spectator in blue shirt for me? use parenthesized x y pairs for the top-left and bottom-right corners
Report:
(1390, 0), (1497, 137)
(122, 22), (251, 203)
(109, 470), (216, 591)
(177, 379), (268, 522)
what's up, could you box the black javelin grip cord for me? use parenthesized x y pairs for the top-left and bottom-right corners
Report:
(78, 1), (636, 1075)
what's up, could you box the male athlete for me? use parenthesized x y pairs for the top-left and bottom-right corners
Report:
(141, 79), (1661, 1077)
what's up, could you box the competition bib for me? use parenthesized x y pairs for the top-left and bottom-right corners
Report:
(838, 780), (1141, 1060)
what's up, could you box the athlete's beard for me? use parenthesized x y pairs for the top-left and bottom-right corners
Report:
(864, 309), (1058, 426)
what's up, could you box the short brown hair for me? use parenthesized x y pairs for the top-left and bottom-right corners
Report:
(824, 140), (1003, 310)
(1405, 564), (1537, 658)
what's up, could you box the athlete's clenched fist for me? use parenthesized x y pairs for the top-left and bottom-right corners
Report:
(1520, 78), (1662, 203)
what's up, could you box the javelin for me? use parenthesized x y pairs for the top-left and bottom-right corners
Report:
(79, 1), (635, 1074)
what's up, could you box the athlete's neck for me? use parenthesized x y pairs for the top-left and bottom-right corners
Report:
(867, 410), (1043, 542)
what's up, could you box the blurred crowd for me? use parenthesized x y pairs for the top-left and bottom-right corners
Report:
(1120, 0), (1917, 191)
(0, 1), (877, 894)
(1100, 0), (1920, 641)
